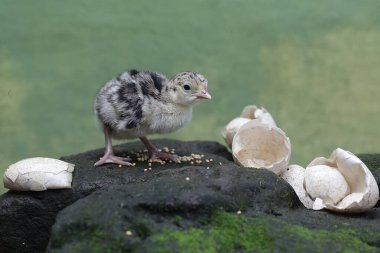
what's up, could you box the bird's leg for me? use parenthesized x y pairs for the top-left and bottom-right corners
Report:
(94, 125), (133, 166)
(139, 137), (179, 162)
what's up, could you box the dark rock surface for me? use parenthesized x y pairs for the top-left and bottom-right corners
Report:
(1, 140), (380, 253)
(47, 165), (300, 253)
(0, 139), (231, 253)
(47, 159), (380, 253)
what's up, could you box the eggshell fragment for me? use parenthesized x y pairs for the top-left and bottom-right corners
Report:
(221, 118), (251, 148)
(306, 148), (379, 213)
(281, 148), (379, 213)
(239, 105), (277, 127)
(232, 121), (291, 175)
(281, 164), (314, 209)
(3, 157), (75, 191)
(304, 165), (350, 205)
(222, 105), (277, 149)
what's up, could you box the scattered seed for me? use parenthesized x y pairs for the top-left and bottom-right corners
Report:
(185, 177), (190, 181)
(144, 169), (148, 172)
(118, 165), (122, 168)
(192, 154), (202, 159)
(206, 167), (210, 170)
(190, 162), (194, 165)
(237, 210), (242, 215)
(205, 159), (210, 163)
(219, 162), (223, 165)
(126, 230), (133, 236)
(148, 167), (152, 171)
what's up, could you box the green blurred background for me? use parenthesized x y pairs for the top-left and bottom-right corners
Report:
(1, 0), (380, 193)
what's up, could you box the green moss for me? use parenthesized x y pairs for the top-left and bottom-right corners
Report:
(147, 212), (379, 253)
(285, 224), (377, 253)
(48, 209), (380, 253)
(127, 219), (152, 239)
(48, 223), (126, 253)
(47, 210), (132, 253)
(149, 229), (215, 253)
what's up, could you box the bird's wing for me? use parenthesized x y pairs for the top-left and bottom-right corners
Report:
(95, 70), (169, 132)
(132, 71), (168, 99)
(111, 76), (145, 130)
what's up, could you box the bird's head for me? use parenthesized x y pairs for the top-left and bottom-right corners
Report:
(169, 71), (211, 106)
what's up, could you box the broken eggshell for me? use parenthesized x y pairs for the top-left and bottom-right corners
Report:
(281, 164), (314, 209)
(222, 105), (277, 148)
(281, 148), (379, 213)
(3, 157), (75, 191)
(221, 117), (251, 149)
(239, 105), (277, 127)
(305, 164), (350, 205)
(232, 121), (291, 175)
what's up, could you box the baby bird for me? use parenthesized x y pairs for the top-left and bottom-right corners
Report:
(94, 69), (211, 166)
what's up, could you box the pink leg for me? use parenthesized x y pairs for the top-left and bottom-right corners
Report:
(139, 137), (179, 162)
(94, 125), (133, 166)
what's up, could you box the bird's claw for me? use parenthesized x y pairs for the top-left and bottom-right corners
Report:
(94, 154), (133, 167)
(150, 151), (179, 163)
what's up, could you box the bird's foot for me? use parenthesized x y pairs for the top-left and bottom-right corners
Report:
(149, 151), (180, 163)
(94, 154), (133, 167)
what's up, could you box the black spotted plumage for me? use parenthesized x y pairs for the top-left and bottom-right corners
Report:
(140, 80), (154, 97)
(150, 72), (164, 92)
(129, 69), (140, 76)
(125, 120), (137, 129)
(95, 70), (169, 131)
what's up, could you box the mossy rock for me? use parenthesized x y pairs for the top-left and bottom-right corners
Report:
(2, 140), (380, 253)
(0, 140), (232, 253)
(47, 165), (300, 252)
(47, 163), (380, 253)
(144, 212), (380, 253)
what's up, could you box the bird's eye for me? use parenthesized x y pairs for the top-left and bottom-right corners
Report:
(183, 84), (191, 91)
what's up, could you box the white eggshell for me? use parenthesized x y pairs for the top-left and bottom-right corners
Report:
(222, 105), (277, 149)
(304, 165), (350, 205)
(3, 157), (75, 191)
(221, 117), (251, 149)
(306, 148), (379, 213)
(281, 164), (314, 209)
(232, 121), (291, 175)
(241, 105), (277, 128)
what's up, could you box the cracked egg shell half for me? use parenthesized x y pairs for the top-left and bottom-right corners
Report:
(281, 148), (379, 213)
(232, 121), (291, 175)
(3, 157), (75, 191)
(222, 105), (277, 148)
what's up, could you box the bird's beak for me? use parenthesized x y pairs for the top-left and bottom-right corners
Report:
(196, 90), (212, 100)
